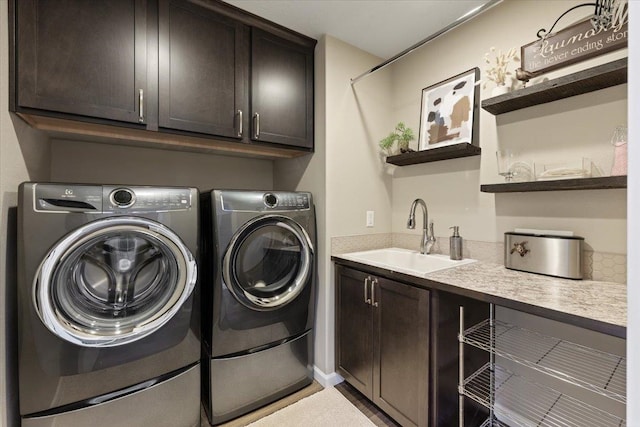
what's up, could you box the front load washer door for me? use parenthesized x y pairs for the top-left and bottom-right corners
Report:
(223, 215), (313, 311)
(34, 217), (197, 347)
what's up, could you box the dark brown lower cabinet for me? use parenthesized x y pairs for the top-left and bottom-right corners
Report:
(335, 266), (429, 427)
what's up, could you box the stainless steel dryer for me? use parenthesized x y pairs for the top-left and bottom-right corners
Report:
(17, 183), (201, 427)
(200, 190), (316, 425)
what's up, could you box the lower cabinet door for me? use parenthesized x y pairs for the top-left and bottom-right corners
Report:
(335, 266), (430, 427)
(373, 276), (430, 427)
(335, 266), (373, 399)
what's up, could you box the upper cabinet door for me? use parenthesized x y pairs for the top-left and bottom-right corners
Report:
(16, 0), (146, 124)
(158, 1), (249, 138)
(250, 29), (314, 149)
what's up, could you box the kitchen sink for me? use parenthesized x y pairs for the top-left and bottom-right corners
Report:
(338, 247), (476, 277)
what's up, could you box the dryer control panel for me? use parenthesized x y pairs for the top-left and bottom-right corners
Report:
(34, 184), (193, 213)
(221, 191), (311, 212)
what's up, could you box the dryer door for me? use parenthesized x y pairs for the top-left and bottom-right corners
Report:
(223, 214), (313, 310)
(34, 217), (197, 347)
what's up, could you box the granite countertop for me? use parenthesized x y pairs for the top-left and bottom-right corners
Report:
(425, 261), (627, 328)
(332, 254), (627, 332)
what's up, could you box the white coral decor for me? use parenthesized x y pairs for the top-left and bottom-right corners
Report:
(483, 47), (519, 89)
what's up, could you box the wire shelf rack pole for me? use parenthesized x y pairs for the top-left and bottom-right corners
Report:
(489, 303), (495, 426)
(458, 305), (465, 427)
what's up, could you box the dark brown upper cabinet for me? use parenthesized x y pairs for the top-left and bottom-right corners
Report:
(11, 0), (316, 156)
(15, 0), (147, 124)
(158, 0), (248, 138)
(250, 28), (314, 149)
(157, 3), (314, 148)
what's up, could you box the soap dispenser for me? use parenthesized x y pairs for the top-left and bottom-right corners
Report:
(449, 226), (463, 260)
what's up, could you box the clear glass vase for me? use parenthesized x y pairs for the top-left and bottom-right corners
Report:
(610, 125), (628, 176)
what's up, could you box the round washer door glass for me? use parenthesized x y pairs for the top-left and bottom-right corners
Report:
(34, 217), (197, 347)
(223, 215), (313, 310)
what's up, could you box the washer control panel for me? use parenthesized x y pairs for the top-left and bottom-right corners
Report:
(33, 184), (193, 212)
(105, 186), (192, 212)
(110, 188), (136, 208)
(263, 193), (278, 208)
(34, 184), (103, 212)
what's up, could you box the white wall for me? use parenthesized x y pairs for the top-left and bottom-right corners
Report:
(626, 2), (638, 424)
(388, 0), (627, 254)
(323, 36), (393, 239)
(275, 35), (393, 380)
(274, 36), (329, 377)
(1, 0), (51, 424)
(50, 139), (273, 190)
(323, 35), (393, 378)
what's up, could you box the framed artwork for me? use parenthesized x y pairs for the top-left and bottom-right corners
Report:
(418, 67), (480, 150)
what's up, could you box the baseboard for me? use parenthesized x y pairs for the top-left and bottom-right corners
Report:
(313, 366), (344, 388)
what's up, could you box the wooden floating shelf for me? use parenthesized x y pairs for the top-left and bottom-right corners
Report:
(385, 143), (481, 166)
(480, 175), (627, 193)
(481, 58), (627, 115)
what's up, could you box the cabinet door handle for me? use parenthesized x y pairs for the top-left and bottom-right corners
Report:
(138, 89), (144, 123)
(363, 277), (371, 305)
(371, 278), (379, 307)
(237, 109), (243, 137)
(253, 112), (260, 138)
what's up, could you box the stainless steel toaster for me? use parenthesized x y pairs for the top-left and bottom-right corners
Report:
(504, 232), (584, 279)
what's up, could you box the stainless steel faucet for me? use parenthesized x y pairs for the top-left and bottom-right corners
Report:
(407, 198), (436, 254)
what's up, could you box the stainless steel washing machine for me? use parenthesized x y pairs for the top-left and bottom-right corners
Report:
(200, 190), (316, 425)
(17, 183), (201, 427)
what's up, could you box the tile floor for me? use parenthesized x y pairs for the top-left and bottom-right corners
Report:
(200, 381), (400, 427)
(334, 382), (400, 427)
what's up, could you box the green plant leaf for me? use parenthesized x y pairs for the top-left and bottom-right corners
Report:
(379, 122), (415, 153)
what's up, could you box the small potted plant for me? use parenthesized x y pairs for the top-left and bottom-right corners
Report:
(379, 122), (415, 155)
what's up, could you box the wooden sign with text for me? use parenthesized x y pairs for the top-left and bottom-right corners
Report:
(521, 17), (628, 75)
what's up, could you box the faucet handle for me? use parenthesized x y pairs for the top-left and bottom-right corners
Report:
(428, 221), (435, 239)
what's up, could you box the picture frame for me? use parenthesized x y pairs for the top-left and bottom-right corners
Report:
(418, 67), (480, 151)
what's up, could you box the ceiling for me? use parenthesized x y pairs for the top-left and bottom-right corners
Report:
(224, 0), (492, 59)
